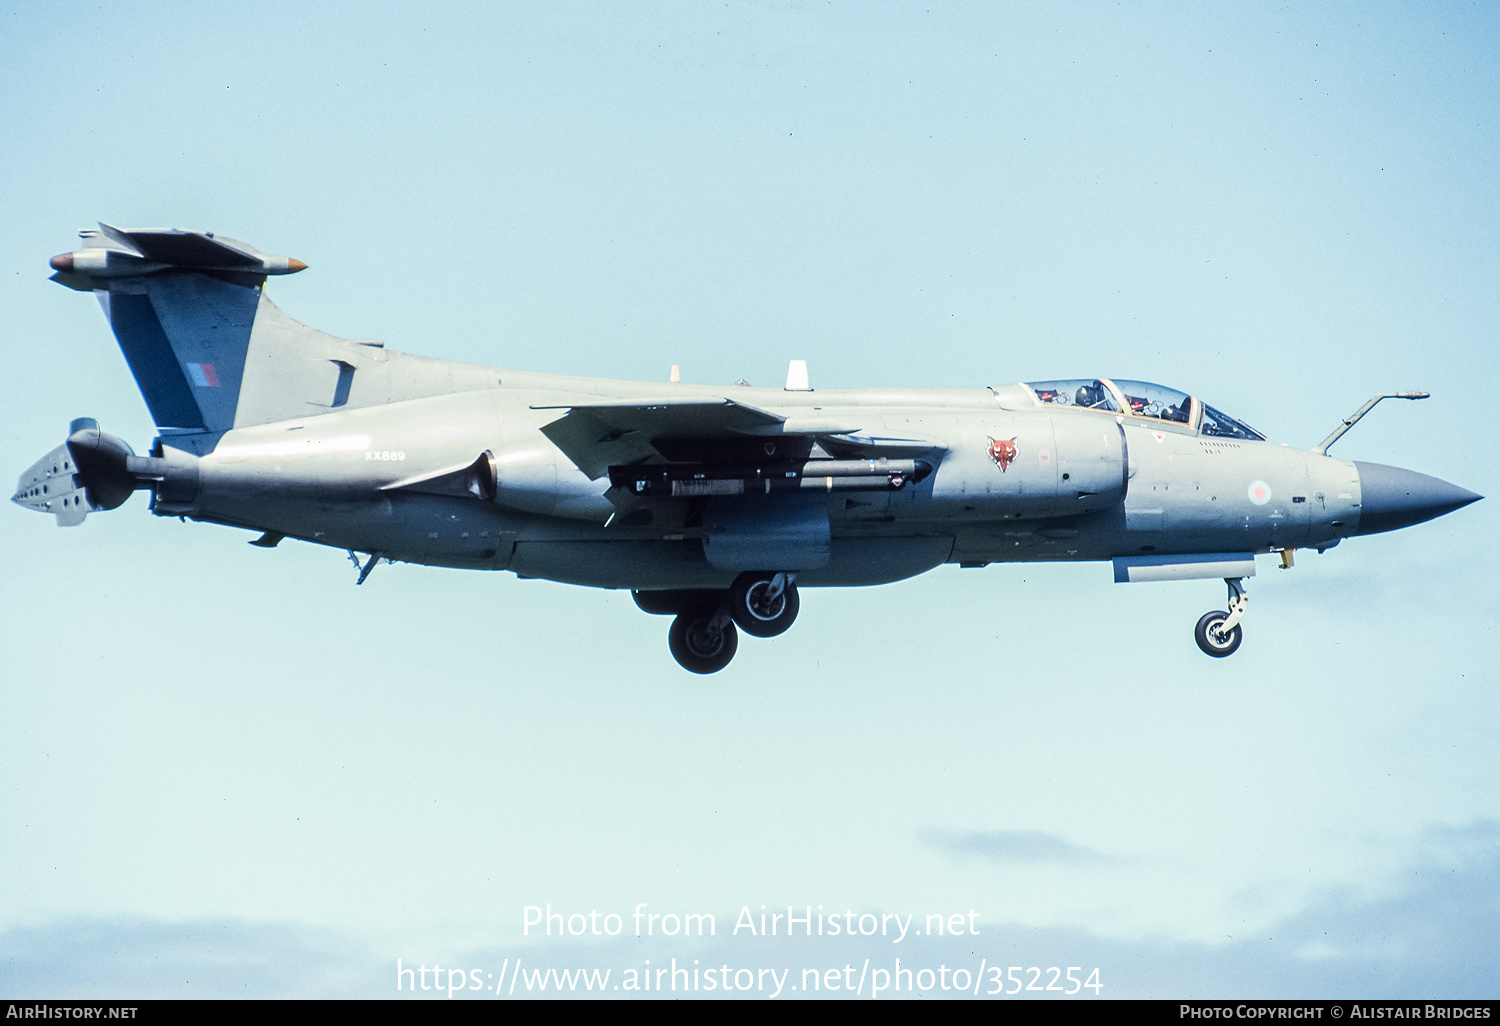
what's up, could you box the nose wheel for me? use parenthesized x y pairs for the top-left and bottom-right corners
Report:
(1194, 577), (1248, 658)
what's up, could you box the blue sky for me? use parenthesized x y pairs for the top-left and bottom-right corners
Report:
(1, 1), (1496, 999)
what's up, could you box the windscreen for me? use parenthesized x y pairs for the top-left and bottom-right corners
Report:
(1200, 403), (1266, 441)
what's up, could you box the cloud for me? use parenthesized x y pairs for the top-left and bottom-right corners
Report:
(1, 822), (1494, 998)
(1240, 819), (1500, 997)
(0, 918), (382, 998)
(915, 819), (1500, 998)
(921, 828), (1116, 866)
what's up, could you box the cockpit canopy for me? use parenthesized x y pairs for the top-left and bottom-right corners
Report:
(1026, 378), (1265, 441)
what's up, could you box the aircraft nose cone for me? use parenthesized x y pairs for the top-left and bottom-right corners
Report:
(1354, 461), (1482, 536)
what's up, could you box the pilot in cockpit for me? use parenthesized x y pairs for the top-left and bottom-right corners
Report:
(1075, 381), (1111, 409)
(1163, 398), (1191, 424)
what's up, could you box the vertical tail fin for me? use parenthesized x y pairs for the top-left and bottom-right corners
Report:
(97, 273), (262, 432)
(51, 225), (370, 441)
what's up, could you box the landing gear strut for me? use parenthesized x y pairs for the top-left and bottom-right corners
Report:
(727, 571), (799, 637)
(668, 604), (738, 675)
(633, 572), (801, 673)
(1194, 577), (1248, 658)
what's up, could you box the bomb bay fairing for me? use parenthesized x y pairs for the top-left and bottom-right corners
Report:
(14, 225), (1481, 672)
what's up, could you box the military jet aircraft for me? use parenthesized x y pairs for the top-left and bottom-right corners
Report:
(14, 225), (1482, 672)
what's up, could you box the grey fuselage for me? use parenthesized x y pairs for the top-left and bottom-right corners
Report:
(16, 227), (1480, 671)
(16, 226), (1477, 608)
(158, 359), (1361, 590)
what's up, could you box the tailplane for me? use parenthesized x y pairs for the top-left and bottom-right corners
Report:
(49, 224), (380, 442)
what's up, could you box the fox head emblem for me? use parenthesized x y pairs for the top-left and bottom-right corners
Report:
(987, 436), (1018, 472)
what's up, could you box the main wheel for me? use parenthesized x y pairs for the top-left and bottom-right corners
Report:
(1194, 610), (1242, 658)
(728, 572), (800, 638)
(669, 611), (739, 674)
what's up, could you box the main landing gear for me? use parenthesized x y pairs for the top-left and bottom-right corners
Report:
(727, 571), (799, 637)
(635, 571), (802, 674)
(1194, 577), (1248, 658)
(668, 604), (739, 674)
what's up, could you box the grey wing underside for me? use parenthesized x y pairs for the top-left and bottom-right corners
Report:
(534, 398), (786, 479)
(533, 396), (938, 479)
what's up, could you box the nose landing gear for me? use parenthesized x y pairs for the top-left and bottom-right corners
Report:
(1194, 577), (1248, 658)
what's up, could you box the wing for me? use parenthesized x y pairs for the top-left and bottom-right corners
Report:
(534, 398), (789, 479)
(535, 396), (945, 480)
